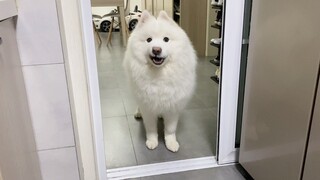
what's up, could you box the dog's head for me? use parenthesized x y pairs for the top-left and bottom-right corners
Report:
(127, 10), (188, 68)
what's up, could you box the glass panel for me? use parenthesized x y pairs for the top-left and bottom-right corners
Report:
(91, 0), (220, 169)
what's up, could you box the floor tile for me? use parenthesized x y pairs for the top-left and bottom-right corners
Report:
(99, 89), (123, 100)
(123, 98), (139, 115)
(178, 109), (217, 156)
(141, 165), (245, 180)
(185, 94), (207, 110)
(127, 108), (216, 165)
(120, 89), (136, 100)
(97, 61), (114, 72)
(100, 98), (126, 118)
(120, 89), (139, 115)
(127, 115), (179, 164)
(98, 72), (119, 90)
(197, 93), (219, 109)
(102, 116), (137, 168)
(195, 81), (219, 109)
(117, 77), (131, 89)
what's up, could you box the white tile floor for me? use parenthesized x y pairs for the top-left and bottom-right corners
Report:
(95, 32), (219, 169)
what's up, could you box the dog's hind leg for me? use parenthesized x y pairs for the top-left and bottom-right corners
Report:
(163, 112), (180, 152)
(134, 107), (142, 120)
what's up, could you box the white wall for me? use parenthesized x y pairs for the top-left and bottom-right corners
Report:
(15, 0), (80, 179)
(129, 0), (143, 11)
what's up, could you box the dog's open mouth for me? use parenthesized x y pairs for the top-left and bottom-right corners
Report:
(149, 55), (165, 65)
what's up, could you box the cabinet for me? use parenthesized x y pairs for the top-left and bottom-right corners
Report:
(0, 18), (41, 180)
(0, 0), (17, 20)
(239, 0), (320, 179)
(180, 0), (207, 56)
(303, 79), (320, 179)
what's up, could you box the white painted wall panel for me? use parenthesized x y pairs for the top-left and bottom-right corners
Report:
(23, 64), (75, 150)
(16, 0), (64, 65)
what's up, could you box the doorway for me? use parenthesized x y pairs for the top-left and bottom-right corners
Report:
(64, 0), (248, 178)
(93, 0), (218, 169)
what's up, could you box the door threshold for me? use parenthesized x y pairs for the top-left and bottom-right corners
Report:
(106, 156), (234, 179)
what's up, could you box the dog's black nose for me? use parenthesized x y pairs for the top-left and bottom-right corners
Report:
(152, 47), (162, 56)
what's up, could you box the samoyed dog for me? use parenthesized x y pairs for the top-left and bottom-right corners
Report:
(123, 10), (197, 152)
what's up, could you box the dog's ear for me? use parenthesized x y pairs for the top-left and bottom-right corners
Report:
(137, 10), (151, 25)
(158, 11), (170, 21)
(158, 11), (177, 25)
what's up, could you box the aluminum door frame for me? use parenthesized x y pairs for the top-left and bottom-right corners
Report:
(73, 0), (248, 178)
(217, 0), (246, 164)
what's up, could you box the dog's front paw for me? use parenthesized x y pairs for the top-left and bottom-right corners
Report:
(165, 139), (180, 152)
(146, 139), (158, 150)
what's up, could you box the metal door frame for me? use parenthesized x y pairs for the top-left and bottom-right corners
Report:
(217, 0), (246, 164)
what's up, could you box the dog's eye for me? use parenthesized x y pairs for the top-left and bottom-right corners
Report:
(163, 37), (169, 42)
(146, 37), (152, 43)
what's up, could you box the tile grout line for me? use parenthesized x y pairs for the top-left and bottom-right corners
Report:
(37, 145), (75, 152)
(125, 115), (139, 167)
(101, 114), (129, 119)
(22, 62), (64, 67)
(100, 53), (139, 167)
(118, 72), (140, 166)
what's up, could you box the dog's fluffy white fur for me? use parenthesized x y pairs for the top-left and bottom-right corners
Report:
(123, 11), (197, 152)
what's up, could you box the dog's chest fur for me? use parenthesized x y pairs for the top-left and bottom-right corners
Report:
(129, 62), (195, 112)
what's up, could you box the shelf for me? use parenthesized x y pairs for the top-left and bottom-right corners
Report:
(210, 75), (219, 84)
(210, 59), (220, 66)
(210, 41), (221, 48)
(211, 4), (223, 9)
(211, 24), (221, 29)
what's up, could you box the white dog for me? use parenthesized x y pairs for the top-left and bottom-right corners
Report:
(123, 10), (197, 152)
